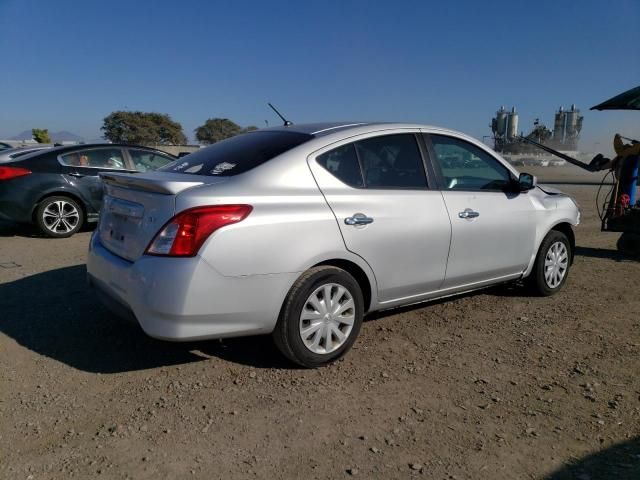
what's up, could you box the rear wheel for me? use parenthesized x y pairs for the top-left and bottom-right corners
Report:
(35, 196), (84, 238)
(528, 230), (571, 296)
(617, 232), (640, 257)
(273, 266), (364, 368)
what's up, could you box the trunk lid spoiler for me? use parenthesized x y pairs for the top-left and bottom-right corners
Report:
(99, 171), (223, 195)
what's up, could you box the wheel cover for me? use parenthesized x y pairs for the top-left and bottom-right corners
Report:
(42, 200), (80, 234)
(299, 283), (355, 355)
(544, 241), (569, 288)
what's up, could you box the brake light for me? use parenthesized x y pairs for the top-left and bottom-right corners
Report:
(0, 166), (31, 180)
(145, 205), (252, 257)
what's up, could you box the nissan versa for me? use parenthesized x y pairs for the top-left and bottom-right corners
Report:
(87, 123), (580, 367)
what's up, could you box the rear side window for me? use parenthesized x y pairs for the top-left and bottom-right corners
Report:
(159, 131), (313, 176)
(317, 144), (363, 187)
(59, 148), (126, 169)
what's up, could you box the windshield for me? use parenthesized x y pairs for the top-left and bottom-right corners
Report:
(159, 130), (313, 176)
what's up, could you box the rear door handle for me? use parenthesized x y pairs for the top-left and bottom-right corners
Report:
(458, 209), (480, 219)
(68, 172), (85, 178)
(345, 213), (374, 226)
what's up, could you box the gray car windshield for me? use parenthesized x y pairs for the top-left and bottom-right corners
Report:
(160, 131), (313, 176)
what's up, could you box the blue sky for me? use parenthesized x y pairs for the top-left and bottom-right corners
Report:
(1, 0), (638, 152)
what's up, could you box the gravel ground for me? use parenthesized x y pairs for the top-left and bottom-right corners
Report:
(0, 184), (638, 480)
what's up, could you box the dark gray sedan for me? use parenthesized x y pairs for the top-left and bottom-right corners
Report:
(0, 144), (176, 237)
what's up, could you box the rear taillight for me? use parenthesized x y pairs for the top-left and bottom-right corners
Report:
(0, 166), (31, 180)
(145, 205), (252, 257)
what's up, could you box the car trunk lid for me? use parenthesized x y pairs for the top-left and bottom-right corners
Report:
(98, 172), (227, 261)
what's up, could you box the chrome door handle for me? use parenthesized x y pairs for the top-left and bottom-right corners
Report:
(458, 209), (480, 219)
(68, 172), (85, 178)
(345, 213), (374, 226)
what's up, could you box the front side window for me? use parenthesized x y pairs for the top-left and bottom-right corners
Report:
(355, 134), (427, 188)
(129, 149), (174, 172)
(159, 131), (313, 176)
(60, 148), (126, 169)
(429, 135), (512, 191)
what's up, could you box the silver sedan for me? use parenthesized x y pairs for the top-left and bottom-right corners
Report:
(87, 123), (580, 367)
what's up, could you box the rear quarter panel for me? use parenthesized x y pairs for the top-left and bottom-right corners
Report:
(173, 152), (379, 302)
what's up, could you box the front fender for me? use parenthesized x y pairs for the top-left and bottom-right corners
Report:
(523, 216), (579, 277)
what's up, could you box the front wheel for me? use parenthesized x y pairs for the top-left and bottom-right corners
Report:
(527, 230), (572, 296)
(273, 266), (364, 368)
(35, 196), (84, 238)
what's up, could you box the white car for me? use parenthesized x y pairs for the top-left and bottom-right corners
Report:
(87, 123), (580, 367)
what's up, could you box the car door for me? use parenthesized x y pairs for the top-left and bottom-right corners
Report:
(58, 147), (133, 213)
(424, 133), (536, 289)
(308, 131), (452, 303)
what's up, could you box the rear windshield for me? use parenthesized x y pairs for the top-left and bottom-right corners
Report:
(159, 130), (313, 176)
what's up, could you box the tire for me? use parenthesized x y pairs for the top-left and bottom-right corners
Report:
(273, 266), (364, 368)
(527, 230), (572, 296)
(35, 196), (84, 238)
(617, 232), (640, 258)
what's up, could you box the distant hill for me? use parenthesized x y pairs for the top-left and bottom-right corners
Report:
(10, 130), (85, 143)
(9, 130), (35, 141)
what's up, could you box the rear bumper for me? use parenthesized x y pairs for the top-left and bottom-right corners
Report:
(88, 273), (137, 324)
(87, 232), (298, 341)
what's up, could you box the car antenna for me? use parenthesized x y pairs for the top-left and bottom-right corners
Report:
(268, 103), (293, 126)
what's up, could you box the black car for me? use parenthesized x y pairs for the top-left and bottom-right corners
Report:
(0, 144), (176, 237)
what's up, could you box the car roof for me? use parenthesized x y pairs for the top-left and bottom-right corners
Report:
(261, 122), (408, 136)
(43, 143), (176, 156)
(2, 146), (51, 153)
(259, 121), (467, 138)
(3, 143), (177, 163)
(255, 122), (518, 175)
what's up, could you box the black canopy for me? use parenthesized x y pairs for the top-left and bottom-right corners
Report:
(591, 85), (640, 111)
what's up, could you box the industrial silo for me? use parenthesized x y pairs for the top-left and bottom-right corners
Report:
(495, 106), (507, 137)
(553, 106), (566, 143)
(564, 104), (579, 138)
(506, 107), (518, 140)
(564, 104), (583, 150)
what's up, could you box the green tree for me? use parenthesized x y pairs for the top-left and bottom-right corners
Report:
(101, 111), (187, 145)
(32, 128), (52, 144)
(194, 118), (243, 144)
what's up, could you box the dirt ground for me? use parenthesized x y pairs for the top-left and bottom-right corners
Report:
(0, 184), (638, 480)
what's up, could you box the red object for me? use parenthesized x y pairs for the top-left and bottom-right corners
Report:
(146, 205), (252, 257)
(0, 166), (31, 181)
(619, 194), (631, 208)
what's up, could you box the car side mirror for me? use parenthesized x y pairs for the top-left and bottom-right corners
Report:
(518, 172), (536, 191)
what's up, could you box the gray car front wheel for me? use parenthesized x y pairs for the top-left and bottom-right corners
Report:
(273, 266), (364, 368)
